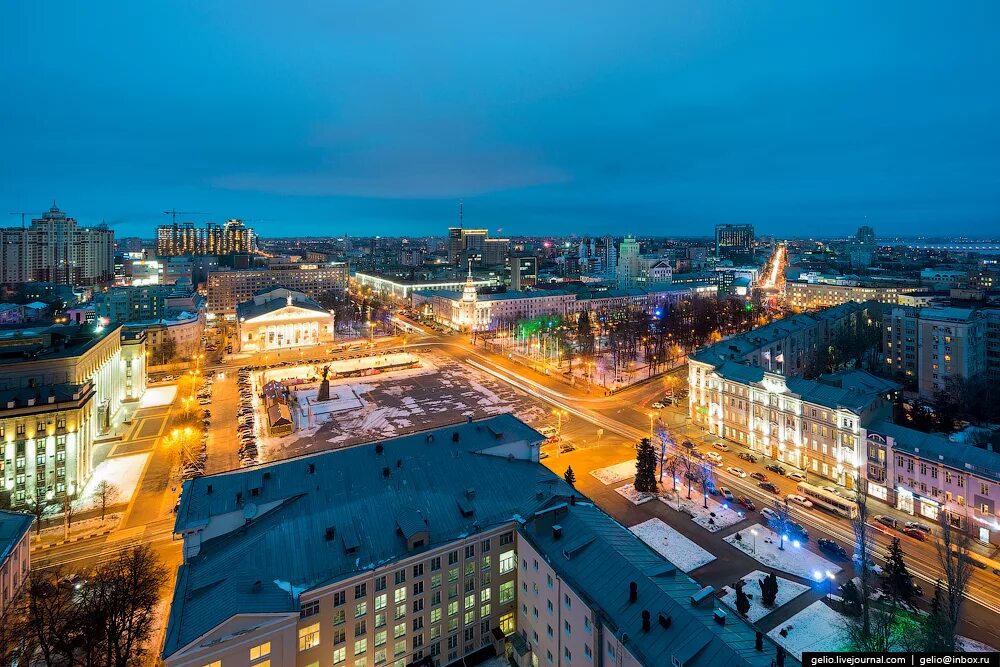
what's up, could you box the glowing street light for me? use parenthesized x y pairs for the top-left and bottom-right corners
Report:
(750, 528), (758, 555)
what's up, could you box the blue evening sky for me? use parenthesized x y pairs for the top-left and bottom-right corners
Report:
(2, 2), (998, 239)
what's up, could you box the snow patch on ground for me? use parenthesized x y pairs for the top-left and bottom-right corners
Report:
(630, 518), (716, 573)
(590, 460), (636, 485)
(659, 491), (747, 532)
(76, 452), (150, 510)
(719, 569), (810, 622)
(139, 385), (177, 408)
(768, 600), (850, 659)
(724, 523), (841, 580)
(958, 637), (998, 653)
(614, 483), (655, 505)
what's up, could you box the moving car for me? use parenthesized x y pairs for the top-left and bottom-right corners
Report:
(765, 463), (786, 476)
(853, 554), (884, 576)
(726, 466), (748, 478)
(720, 488), (736, 503)
(738, 452), (757, 463)
(705, 451), (723, 465)
(760, 507), (779, 522)
(738, 496), (756, 511)
(905, 521), (932, 534)
(712, 442), (730, 452)
(785, 494), (814, 508)
(751, 472), (768, 482)
(818, 538), (848, 560)
(902, 527), (926, 541)
(875, 515), (898, 529)
(787, 472), (807, 482)
(651, 401), (665, 409)
(758, 481), (780, 494)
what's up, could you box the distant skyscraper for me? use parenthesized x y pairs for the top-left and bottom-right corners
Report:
(0, 203), (114, 285)
(602, 236), (617, 274)
(509, 255), (538, 291)
(849, 224), (877, 268)
(715, 224), (755, 263)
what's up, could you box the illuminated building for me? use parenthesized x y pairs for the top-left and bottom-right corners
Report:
(207, 262), (349, 317)
(235, 288), (334, 352)
(156, 219), (256, 257)
(0, 510), (32, 616)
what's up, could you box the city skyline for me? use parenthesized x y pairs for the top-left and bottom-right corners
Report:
(3, 2), (1000, 238)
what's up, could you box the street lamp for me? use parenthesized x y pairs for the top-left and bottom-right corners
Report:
(826, 570), (835, 599)
(552, 409), (568, 435)
(647, 412), (655, 438)
(750, 528), (758, 555)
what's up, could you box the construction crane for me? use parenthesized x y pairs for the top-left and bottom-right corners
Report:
(163, 209), (202, 225)
(8, 212), (32, 229)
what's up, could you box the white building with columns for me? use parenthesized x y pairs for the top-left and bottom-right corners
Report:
(235, 288), (335, 353)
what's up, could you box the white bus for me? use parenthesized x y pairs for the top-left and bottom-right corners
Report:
(796, 482), (858, 520)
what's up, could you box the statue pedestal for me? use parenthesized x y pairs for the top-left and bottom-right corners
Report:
(317, 379), (330, 402)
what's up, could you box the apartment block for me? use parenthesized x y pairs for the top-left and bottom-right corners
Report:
(785, 279), (918, 310)
(0, 510), (32, 615)
(156, 220), (255, 257)
(163, 415), (787, 667)
(883, 306), (987, 397)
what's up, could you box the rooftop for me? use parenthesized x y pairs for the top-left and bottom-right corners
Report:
(0, 323), (122, 365)
(0, 510), (33, 563)
(235, 289), (329, 321)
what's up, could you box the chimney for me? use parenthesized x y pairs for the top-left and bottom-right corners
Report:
(325, 527), (336, 541)
(777, 647), (785, 667)
(308, 463), (315, 474)
(206, 484), (213, 494)
(641, 610), (650, 632)
(466, 415), (473, 423)
(452, 431), (460, 442)
(658, 613), (671, 629)
(629, 582), (637, 603)
(252, 580), (262, 592)
(383, 467), (391, 479)
(375, 443), (384, 454)
(552, 525), (562, 540)
(713, 609), (726, 626)
(755, 631), (763, 651)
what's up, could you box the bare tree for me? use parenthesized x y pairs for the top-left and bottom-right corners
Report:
(26, 496), (47, 537)
(94, 481), (120, 521)
(63, 493), (76, 541)
(769, 499), (794, 551)
(84, 544), (169, 667)
(935, 512), (973, 651)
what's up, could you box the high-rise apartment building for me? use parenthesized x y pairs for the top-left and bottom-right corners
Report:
(615, 236), (640, 288)
(883, 306), (988, 397)
(162, 415), (786, 667)
(206, 262), (349, 316)
(156, 219), (255, 257)
(714, 224), (755, 263)
(848, 225), (877, 268)
(0, 204), (114, 286)
(483, 238), (510, 267)
(447, 228), (490, 267)
(508, 255), (538, 291)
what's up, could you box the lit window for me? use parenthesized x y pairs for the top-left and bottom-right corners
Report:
(299, 623), (320, 651)
(250, 642), (271, 661)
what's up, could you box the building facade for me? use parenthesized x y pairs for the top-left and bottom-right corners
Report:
(0, 510), (32, 616)
(235, 288), (335, 352)
(207, 263), (349, 317)
(0, 204), (114, 286)
(786, 279), (919, 310)
(714, 224), (754, 263)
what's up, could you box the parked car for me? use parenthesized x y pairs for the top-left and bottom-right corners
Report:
(738, 452), (757, 463)
(760, 507), (779, 522)
(705, 451), (723, 465)
(651, 401), (665, 409)
(681, 440), (696, 450)
(751, 471), (768, 482)
(720, 488), (736, 503)
(853, 554), (884, 576)
(818, 539), (848, 560)
(765, 463), (786, 475)
(875, 515), (898, 529)
(712, 442), (730, 452)
(902, 527), (926, 541)
(785, 494), (814, 508)
(905, 521), (932, 534)
(787, 522), (809, 540)
(758, 481), (780, 494)
(787, 472), (807, 482)
(738, 496), (756, 511)
(726, 466), (748, 478)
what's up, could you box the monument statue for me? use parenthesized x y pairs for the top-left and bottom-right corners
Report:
(317, 365), (331, 402)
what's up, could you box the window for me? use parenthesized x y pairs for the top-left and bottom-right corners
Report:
(413, 581), (424, 595)
(334, 647), (346, 663)
(334, 628), (347, 644)
(465, 545), (475, 559)
(299, 623), (320, 651)
(202, 662), (221, 667)
(431, 574), (441, 589)
(395, 588), (407, 604)
(465, 594), (475, 610)
(395, 622), (406, 639)
(564, 593), (571, 608)
(354, 638), (367, 656)
(564, 620), (571, 635)
(430, 556), (441, 571)
(355, 601), (367, 618)
(375, 594), (387, 611)
(375, 576), (386, 591)
(499, 581), (514, 603)
(395, 570), (406, 585)
(499, 550), (515, 574)
(250, 642), (271, 661)
(448, 550), (459, 565)
(481, 538), (491, 552)
(335, 591), (347, 606)
(413, 563), (424, 577)
(376, 630), (387, 646)
(301, 600), (319, 618)
(355, 583), (367, 599)
(355, 619), (367, 637)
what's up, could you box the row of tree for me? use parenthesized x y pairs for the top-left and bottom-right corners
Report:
(0, 545), (167, 667)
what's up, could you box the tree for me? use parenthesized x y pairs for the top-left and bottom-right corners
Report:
(882, 537), (914, 606)
(734, 579), (751, 617)
(920, 579), (950, 650)
(576, 310), (595, 359)
(563, 466), (576, 487)
(841, 579), (862, 617)
(27, 496), (47, 537)
(153, 335), (177, 366)
(769, 499), (794, 551)
(936, 512), (973, 651)
(758, 572), (778, 608)
(634, 438), (657, 493)
(850, 474), (875, 642)
(84, 544), (169, 667)
(94, 481), (120, 521)
(63, 493), (76, 541)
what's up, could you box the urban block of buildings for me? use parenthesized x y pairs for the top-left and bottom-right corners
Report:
(156, 219), (256, 257)
(163, 415), (787, 667)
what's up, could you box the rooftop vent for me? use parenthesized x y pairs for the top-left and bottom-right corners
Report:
(325, 527), (336, 541)
(252, 580), (262, 592)
(690, 586), (714, 607)
(308, 463), (315, 474)
(426, 434), (434, 443)
(713, 609), (726, 626)
(396, 458), (402, 468)
(250, 487), (259, 497)
(375, 443), (384, 454)
(383, 467), (391, 479)
(641, 610), (650, 632)
(206, 484), (213, 494)
(466, 415), (473, 423)
(552, 525), (562, 540)
(658, 613), (672, 630)
(263, 471), (271, 480)
(465, 488), (475, 499)
(629, 581), (637, 603)
(452, 432), (460, 442)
